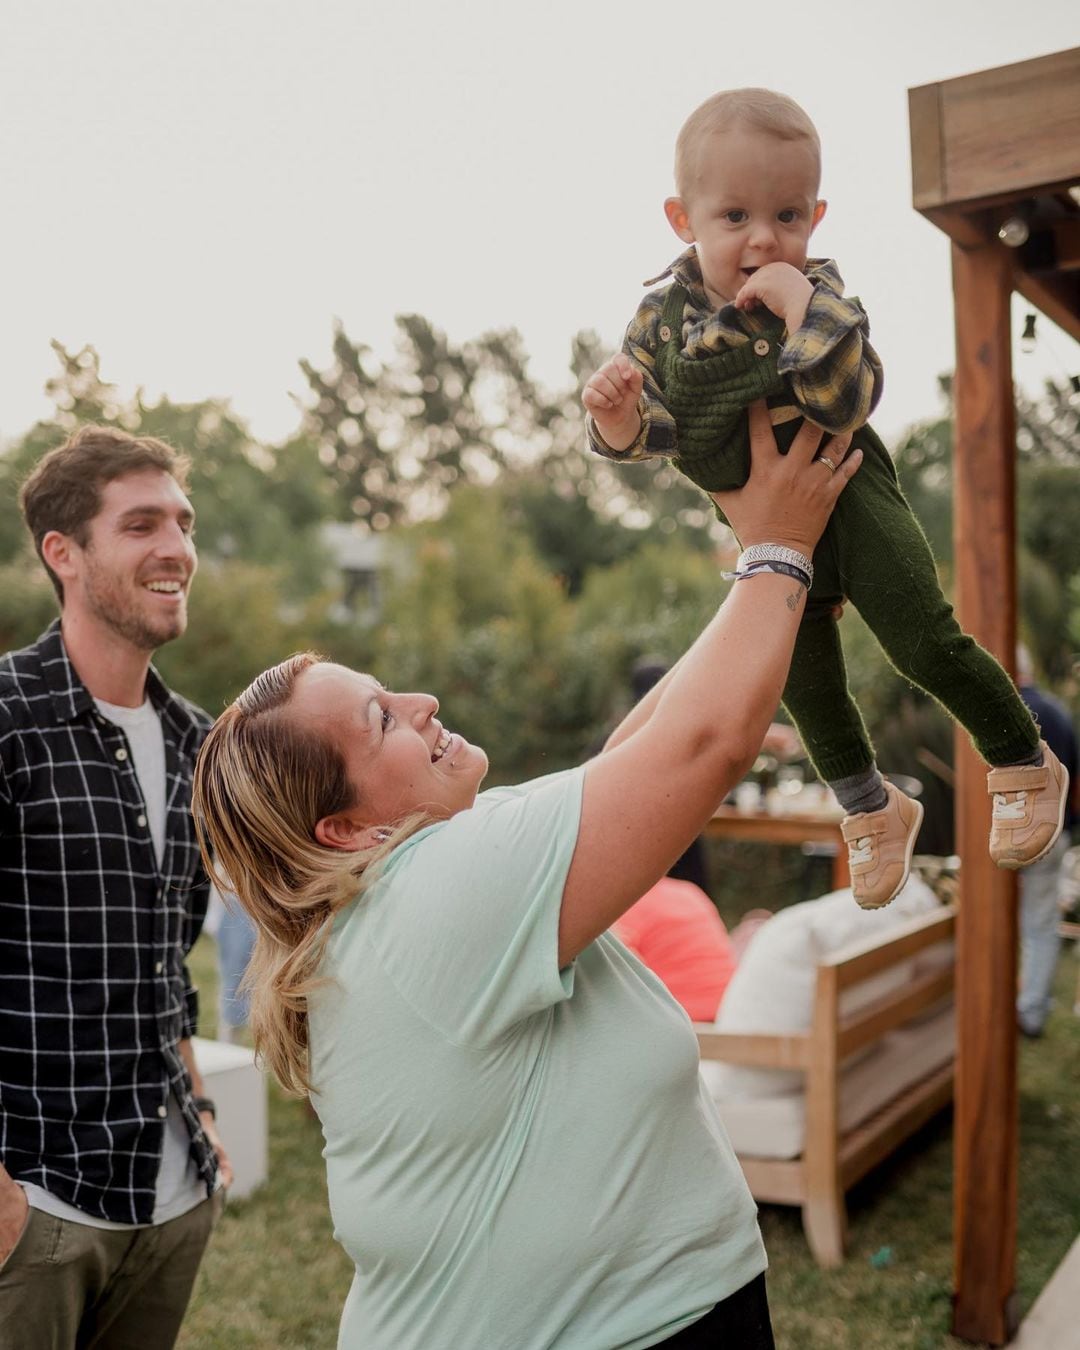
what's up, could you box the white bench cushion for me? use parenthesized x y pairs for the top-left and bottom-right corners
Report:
(707, 877), (944, 1097)
(702, 1002), (955, 1159)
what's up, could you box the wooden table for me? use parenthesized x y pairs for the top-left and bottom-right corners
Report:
(705, 804), (849, 890)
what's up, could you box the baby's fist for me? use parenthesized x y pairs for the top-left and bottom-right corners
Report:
(582, 354), (644, 452)
(583, 353), (643, 412)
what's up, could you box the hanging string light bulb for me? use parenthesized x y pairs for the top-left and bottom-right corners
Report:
(1017, 310), (1080, 397)
(998, 216), (1030, 247)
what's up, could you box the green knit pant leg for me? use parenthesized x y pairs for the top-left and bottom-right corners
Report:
(780, 595), (878, 783)
(705, 419), (880, 784)
(832, 431), (1039, 768)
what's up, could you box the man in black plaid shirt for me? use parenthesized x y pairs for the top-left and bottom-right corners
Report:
(0, 426), (233, 1348)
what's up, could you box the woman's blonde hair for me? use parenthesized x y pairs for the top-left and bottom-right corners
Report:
(674, 87), (821, 200)
(192, 653), (431, 1096)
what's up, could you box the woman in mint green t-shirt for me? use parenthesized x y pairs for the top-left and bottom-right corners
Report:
(193, 405), (859, 1349)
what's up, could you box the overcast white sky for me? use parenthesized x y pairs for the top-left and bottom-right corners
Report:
(2, 1), (1078, 450)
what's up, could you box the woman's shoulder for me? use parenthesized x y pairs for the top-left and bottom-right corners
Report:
(474, 764), (586, 808)
(324, 764), (587, 1041)
(350, 764), (586, 910)
(395, 764), (586, 871)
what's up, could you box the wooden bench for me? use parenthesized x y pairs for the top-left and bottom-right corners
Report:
(695, 907), (956, 1267)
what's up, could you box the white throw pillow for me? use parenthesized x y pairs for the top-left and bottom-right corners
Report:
(701, 876), (940, 1099)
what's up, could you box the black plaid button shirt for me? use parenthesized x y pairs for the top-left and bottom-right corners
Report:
(0, 622), (218, 1223)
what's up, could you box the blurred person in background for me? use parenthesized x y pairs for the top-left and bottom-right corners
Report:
(612, 873), (738, 1021)
(206, 887), (258, 1043)
(1015, 644), (1080, 1038)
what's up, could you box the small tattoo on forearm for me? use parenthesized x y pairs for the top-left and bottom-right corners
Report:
(786, 586), (805, 611)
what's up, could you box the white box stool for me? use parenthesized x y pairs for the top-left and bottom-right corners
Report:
(192, 1036), (268, 1200)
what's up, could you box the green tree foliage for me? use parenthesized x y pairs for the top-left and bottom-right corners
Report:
(895, 375), (1080, 680)
(367, 488), (615, 782)
(0, 344), (332, 597)
(893, 376), (955, 565)
(354, 486), (733, 784)
(154, 564), (333, 717)
(574, 538), (722, 666)
(0, 563), (60, 656)
(0, 555), (331, 718)
(297, 316), (713, 548)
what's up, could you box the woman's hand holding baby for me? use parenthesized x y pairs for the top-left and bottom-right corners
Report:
(582, 353), (644, 452)
(712, 401), (860, 557)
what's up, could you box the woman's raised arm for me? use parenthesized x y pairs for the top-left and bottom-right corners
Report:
(558, 404), (859, 965)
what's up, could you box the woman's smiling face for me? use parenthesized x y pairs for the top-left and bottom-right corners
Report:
(287, 663), (488, 828)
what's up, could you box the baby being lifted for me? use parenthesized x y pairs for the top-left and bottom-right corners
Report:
(583, 87), (1067, 909)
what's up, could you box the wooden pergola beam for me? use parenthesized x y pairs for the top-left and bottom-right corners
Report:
(1036, 220), (1080, 271)
(910, 48), (1080, 212)
(909, 46), (1080, 1347)
(1013, 271), (1080, 346)
(912, 209), (1080, 345)
(950, 240), (1020, 1346)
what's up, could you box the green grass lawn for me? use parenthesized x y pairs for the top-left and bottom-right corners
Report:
(179, 934), (1080, 1349)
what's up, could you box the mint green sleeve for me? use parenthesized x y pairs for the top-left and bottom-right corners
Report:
(361, 766), (586, 1046)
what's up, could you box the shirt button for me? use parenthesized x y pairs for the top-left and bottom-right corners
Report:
(155, 961), (163, 974)
(115, 747), (128, 762)
(659, 324), (672, 342)
(753, 338), (770, 356)
(157, 1104), (168, 1118)
(136, 813), (147, 827)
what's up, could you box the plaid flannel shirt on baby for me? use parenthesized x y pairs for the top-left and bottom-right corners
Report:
(587, 248), (883, 462)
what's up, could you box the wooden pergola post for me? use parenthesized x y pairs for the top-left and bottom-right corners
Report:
(950, 239), (1020, 1345)
(909, 47), (1080, 1346)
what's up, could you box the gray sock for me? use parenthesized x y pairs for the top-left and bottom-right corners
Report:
(830, 766), (888, 816)
(1007, 745), (1043, 768)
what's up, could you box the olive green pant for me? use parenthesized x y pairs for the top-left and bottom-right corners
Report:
(729, 424), (1040, 784)
(0, 1191), (221, 1350)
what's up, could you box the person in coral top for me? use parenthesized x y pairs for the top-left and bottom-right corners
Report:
(614, 876), (738, 1022)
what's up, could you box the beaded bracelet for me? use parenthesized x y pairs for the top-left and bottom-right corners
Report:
(735, 543), (814, 588)
(734, 559), (812, 590)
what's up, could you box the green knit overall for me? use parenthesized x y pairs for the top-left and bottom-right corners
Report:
(653, 283), (1039, 783)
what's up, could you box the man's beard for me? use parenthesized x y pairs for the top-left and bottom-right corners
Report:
(83, 557), (187, 652)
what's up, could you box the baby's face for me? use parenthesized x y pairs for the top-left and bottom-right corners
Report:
(669, 127), (824, 310)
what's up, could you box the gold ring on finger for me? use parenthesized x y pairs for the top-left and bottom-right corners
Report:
(817, 455), (838, 473)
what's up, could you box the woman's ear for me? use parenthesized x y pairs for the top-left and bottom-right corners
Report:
(811, 199), (828, 231)
(664, 196), (695, 244)
(314, 812), (378, 853)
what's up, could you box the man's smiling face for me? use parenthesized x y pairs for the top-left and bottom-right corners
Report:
(69, 468), (198, 652)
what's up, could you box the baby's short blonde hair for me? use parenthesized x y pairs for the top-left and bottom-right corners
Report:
(674, 88), (821, 199)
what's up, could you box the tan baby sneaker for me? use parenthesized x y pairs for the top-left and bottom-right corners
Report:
(841, 781), (925, 910)
(987, 740), (1069, 869)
